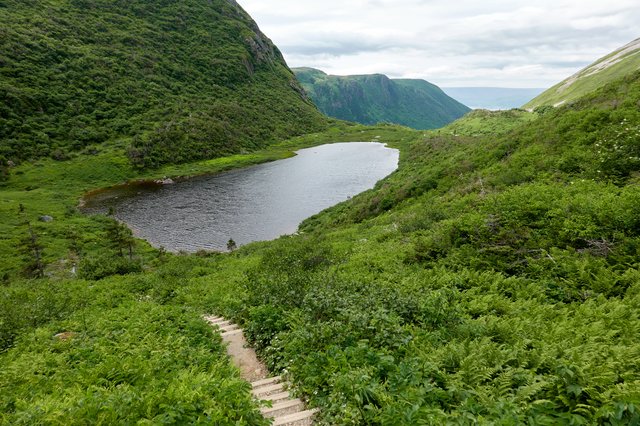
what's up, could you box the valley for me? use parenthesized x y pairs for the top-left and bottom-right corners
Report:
(293, 68), (470, 129)
(1, 1), (640, 425)
(442, 87), (545, 110)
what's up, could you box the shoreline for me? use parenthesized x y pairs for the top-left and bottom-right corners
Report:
(77, 135), (394, 209)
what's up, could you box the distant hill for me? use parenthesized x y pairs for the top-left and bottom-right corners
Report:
(525, 38), (640, 109)
(0, 0), (327, 168)
(443, 87), (544, 110)
(293, 68), (470, 130)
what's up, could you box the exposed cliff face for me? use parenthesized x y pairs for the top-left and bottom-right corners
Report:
(224, 0), (285, 66)
(0, 0), (326, 167)
(293, 68), (470, 130)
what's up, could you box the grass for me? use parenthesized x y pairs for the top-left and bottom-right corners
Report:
(431, 108), (538, 137)
(525, 40), (640, 109)
(2, 73), (640, 424)
(0, 121), (415, 424)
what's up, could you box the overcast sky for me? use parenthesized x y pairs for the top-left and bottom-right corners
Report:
(237, 0), (640, 88)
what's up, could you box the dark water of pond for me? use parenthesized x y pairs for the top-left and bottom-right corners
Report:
(82, 142), (399, 252)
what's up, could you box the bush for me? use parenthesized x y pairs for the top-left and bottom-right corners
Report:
(78, 254), (142, 280)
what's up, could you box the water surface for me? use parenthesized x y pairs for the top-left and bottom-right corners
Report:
(83, 142), (398, 251)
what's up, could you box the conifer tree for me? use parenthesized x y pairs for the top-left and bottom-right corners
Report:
(105, 210), (134, 260)
(18, 204), (44, 278)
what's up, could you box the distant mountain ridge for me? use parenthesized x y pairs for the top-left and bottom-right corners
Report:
(443, 87), (544, 110)
(0, 0), (327, 168)
(293, 68), (470, 130)
(525, 38), (640, 109)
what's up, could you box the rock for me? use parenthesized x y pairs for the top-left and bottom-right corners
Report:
(54, 331), (77, 341)
(39, 215), (54, 222)
(154, 177), (175, 185)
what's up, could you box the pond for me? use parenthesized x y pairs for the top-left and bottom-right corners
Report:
(82, 142), (399, 252)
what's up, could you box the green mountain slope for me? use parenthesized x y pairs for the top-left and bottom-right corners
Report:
(0, 0), (327, 168)
(2, 67), (639, 423)
(293, 67), (470, 129)
(2, 8), (640, 422)
(238, 71), (640, 424)
(525, 37), (640, 109)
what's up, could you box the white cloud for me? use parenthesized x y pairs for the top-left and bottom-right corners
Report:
(237, 0), (640, 88)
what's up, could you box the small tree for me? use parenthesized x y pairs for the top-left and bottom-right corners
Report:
(227, 238), (237, 252)
(66, 228), (83, 275)
(18, 204), (45, 278)
(0, 155), (8, 182)
(105, 211), (134, 259)
(66, 228), (82, 258)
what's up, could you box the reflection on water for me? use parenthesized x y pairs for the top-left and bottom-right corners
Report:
(83, 142), (399, 252)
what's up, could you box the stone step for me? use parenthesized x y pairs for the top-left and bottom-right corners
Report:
(219, 323), (239, 332)
(204, 315), (225, 323)
(252, 382), (284, 398)
(221, 328), (243, 337)
(251, 376), (281, 389)
(272, 409), (318, 426)
(211, 319), (232, 328)
(261, 399), (305, 418)
(262, 391), (291, 403)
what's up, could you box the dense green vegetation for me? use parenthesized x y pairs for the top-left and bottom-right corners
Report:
(1, 261), (269, 425)
(0, 124), (410, 424)
(2, 68), (640, 424)
(525, 38), (640, 109)
(0, 0), (327, 169)
(294, 67), (470, 130)
(2, 2), (640, 421)
(220, 72), (640, 424)
(433, 108), (538, 137)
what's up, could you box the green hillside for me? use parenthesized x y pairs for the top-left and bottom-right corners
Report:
(2, 65), (640, 423)
(232, 73), (640, 424)
(293, 67), (470, 129)
(434, 108), (538, 137)
(2, 4), (640, 424)
(0, 0), (327, 169)
(525, 37), (640, 109)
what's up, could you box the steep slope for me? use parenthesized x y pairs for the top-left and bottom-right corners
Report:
(236, 71), (640, 424)
(293, 67), (470, 129)
(525, 37), (640, 109)
(0, 0), (327, 168)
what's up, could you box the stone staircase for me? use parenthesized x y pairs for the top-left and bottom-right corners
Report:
(204, 315), (318, 425)
(252, 376), (318, 425)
